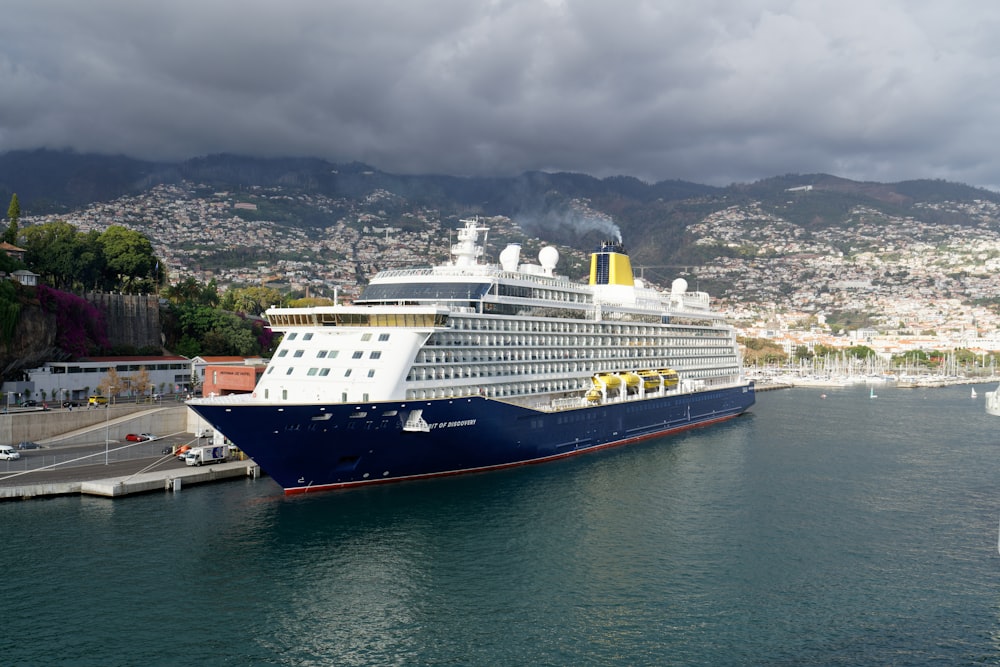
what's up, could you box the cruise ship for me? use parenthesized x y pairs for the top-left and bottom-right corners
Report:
(188, 218), (755, 493)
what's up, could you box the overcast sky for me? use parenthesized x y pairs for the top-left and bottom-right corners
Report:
(3, 0), (1000, 187)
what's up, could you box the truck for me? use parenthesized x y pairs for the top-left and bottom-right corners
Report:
(183, 444), (228, 466)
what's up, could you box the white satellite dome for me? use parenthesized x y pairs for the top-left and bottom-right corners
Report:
(538, 246), (559, 270)
(671, 278), (688, 295)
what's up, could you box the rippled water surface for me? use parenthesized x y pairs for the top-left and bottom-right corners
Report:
(4, 383), (1000, 666)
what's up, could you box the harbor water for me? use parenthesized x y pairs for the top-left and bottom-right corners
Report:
(4, 383), (1000, 666)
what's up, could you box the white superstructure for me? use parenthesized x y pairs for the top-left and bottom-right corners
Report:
(248, 219), (745, 412)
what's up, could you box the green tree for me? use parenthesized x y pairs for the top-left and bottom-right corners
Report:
(844, 345), (876, 359)
(162, 277), (219, 306)
(163, 277), (203, 305)
(98, 226), (157, 293)
(22, 221), (87, 289)
(220, 286), (285, 316)
(211, 313), (259, 355)
(165, 302), (266, 356)
(199, 280), (220, 307)
(288, 296), (335, 308)
(21, 221), (141, 291)
(76, 230), (108, 291)
(894, 350), (929, 367)
(954, 348), (978, 366)
(813, 344), (836, 357)
(738, 336), (788, 365)
(5, 193), (20, 245)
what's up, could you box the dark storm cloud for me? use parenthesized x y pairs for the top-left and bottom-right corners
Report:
(3, 0), (1000, 186)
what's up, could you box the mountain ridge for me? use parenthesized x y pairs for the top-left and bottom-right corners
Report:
(7, 148), (997, 215)
(3, 149), (1000, 271)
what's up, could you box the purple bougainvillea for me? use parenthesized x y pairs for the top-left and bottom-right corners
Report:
(252, 317), (276, 354)
(36, 285), (110, 357)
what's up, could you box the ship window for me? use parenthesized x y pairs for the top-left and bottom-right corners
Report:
(368, 369), (375, 378)
(307, 368), (318, 376)
(361, 333), (372, 341)
(352, 351), (363, 359)
(282, 389), (288, 400)
(358, 281), (491, 302)
(378, 333), (390, 341)
(277, 350), (288, 357)
(287, 333), (298, 340)
(319, 368), (330, 376)
(317, 350), (327, 358)
(286, 367), (293, 375)
(329, 350), (339, 359)
(293, 350), (304, 358)
(266, 366), (274, 374)
(303, 333), (313, 340)
(370, 351), (382, 359)
(345, 369), (352, 377)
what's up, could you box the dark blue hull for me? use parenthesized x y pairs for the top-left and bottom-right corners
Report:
(189, 383), (755, 494)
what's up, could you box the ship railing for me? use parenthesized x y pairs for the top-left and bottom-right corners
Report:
(519, 376), (750, 413)
(551, 396), (589, 410)
(188, 393), (258, 405)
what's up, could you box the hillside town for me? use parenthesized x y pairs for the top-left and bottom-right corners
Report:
(692, 198), (1000, 357)
(21, 182), (1000, 360)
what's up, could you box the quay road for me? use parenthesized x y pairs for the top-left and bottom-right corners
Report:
(0, 432), (205, 488)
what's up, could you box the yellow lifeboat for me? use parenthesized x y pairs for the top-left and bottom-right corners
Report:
(658, 369), (679, 388)
(637, 369), (662, 390)
(594, 373), (622, 389)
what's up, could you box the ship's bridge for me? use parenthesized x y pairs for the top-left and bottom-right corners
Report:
(356, 281), (492, 305)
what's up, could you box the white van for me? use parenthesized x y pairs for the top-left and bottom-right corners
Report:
(0, 444), (20, 460)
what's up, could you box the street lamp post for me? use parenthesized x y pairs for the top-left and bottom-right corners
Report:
(105, 402), (110, 464)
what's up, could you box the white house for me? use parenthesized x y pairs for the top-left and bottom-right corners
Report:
(11, 269), (39, 286)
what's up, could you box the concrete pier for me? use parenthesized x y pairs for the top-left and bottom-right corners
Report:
(0, 460), (261, 501)
(0, 403), (267, 501)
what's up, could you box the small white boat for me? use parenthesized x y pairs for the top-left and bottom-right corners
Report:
(870, 387), (877, 399)
(972, 387), (978, 398)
